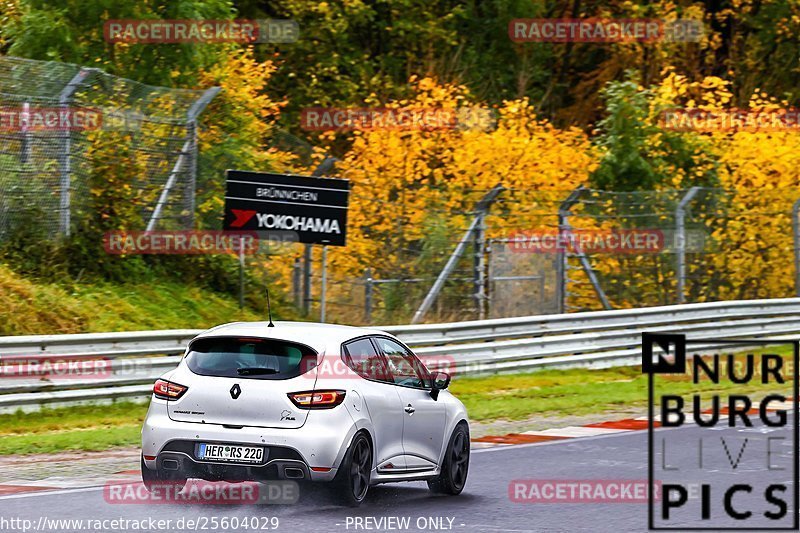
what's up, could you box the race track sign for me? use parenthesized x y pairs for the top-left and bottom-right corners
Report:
(224, 170), (350, 246)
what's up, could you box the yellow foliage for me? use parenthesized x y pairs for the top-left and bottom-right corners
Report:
(573, 72), (800, 310)
(245, 72), (800, 320)
(291, 78), (598, 322)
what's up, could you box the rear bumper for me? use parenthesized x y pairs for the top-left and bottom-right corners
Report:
(142, 400), (357, 482)
(155, 441), (312, 482)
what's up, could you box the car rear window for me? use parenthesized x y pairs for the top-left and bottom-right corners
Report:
(185, 337), (317, 380)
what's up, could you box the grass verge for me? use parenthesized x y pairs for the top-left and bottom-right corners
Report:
(0, 264), (266, 335)
(0, 402), (147, 455)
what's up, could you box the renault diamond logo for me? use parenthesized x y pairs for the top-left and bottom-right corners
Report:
(230, 383), (241, 399)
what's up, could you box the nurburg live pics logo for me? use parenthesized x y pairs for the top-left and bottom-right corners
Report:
(643, 332), (799, 530)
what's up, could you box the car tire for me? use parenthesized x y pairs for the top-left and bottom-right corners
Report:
(428, 423), (470, 495)
(332, 432), (372, 506)
(140, 455), (187, 493)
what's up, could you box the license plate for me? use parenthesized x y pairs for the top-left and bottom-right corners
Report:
(195, 443), (266, 464)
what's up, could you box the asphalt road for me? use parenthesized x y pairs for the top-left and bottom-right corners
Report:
(0, 420), (795, 533)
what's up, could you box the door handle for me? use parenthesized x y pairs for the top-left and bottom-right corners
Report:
(404, 403), (415, 414)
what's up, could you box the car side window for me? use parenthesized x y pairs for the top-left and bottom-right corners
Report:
(374, 337), (431, 389)
(342, 338), (392, 382)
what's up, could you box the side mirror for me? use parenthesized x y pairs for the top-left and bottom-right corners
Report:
(429, 371), (451, 400)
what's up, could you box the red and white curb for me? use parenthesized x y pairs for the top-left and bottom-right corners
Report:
(471, 399), (796, 448)
(471, 417), (653, 448)
(0, 469), (141, 496)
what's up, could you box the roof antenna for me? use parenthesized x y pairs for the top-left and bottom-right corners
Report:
(266, 286), (275, 327)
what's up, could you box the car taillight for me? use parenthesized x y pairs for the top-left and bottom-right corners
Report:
(288, 390), (346, 409)
(153, 379), (187, 400)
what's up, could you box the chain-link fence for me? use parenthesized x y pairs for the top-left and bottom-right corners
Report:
(558, 187), (798, 312)
(487, 238), (558, 318)
(559, 187), (713, 311)
(290, 242), (483, 326)
(0, 56), (218, 239)
(283, 185), (800, 325)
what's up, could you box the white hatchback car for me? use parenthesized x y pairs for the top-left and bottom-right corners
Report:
(141, 321), (470, 505)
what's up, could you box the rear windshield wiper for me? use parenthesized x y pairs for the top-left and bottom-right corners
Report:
(237, 367), (280, 375)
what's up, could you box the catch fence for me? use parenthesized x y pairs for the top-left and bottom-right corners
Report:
(0, 55), (218, 239)
(296, 186), (800, 325)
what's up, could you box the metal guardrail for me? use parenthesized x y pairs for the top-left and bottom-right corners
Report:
(2, 298), (800, 410)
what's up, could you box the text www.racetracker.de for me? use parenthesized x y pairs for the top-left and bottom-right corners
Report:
(0, 516), (281, 532)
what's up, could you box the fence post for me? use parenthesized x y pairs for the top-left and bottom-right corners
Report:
(320, 245), (328, 322)
(183, 119), (198, 228)
(146, 86), (220, 232)
(302, 244), (312, 316)
(485, 239), (494, 318)
(238, 237), (245, 310)
(57, 68), (92, 237)
(311, 156), (339, 176)
(793, 199), (800, 297)
(21, 102), (31, 164)
(293, 257), (302, 308)
(411, 184), (504, 324)
(557, 187), (583, 314)
(676, 187), (701, 304)
(473, 209), (488, 320)
(557, 186), (611, 312)
(364, 268), (373, 323)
